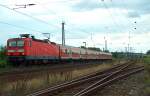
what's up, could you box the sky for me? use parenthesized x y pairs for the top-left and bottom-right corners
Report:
(0, 0), (150, 53)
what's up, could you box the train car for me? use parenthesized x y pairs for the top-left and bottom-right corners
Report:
(60, 45), (112, 61)
(6, 34), (112, 66)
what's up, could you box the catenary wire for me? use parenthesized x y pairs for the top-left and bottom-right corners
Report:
(0, 4), (61, 29)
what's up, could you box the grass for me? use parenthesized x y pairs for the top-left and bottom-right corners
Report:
(0, 62), (112, 96)
(0, 59), (14, 73)
(0, 59), (7, 67)
(143, 55), (150, 64)
(142, 55), (150, 96)
(72, 64), (111, 78)
(0, 46), (10, 69)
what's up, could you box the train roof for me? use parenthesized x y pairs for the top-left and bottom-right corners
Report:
(59, 44), (112, 55)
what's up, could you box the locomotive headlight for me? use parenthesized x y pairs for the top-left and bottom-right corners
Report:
(8, 50), (15, 52)
(18, 49), (24, 52)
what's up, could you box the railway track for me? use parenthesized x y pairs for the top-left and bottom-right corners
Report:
(26, 61), (144, 96)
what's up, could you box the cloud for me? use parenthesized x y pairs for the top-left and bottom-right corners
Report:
(127, 11), (140, 18)
(72, 0), (150, 17)
(0, 0), (150, 53)
(72, 0), (103, 11)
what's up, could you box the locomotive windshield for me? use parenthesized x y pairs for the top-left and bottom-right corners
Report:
(17, 40), (24, 47)
(8, 41), (16, 47)
(8, 40), (24, 47)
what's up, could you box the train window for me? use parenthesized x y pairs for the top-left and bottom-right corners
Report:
(8, 41), (16, 47)
(70, 49), (72, 54)
(29, 40), (32, 46)
(17, 40), (24, 47)
(65, 49), (67, 54)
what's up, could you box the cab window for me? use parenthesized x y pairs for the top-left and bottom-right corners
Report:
(17, 40), (24, 47)
(8, 41), (16, 47)
(8, 40), (24, 47)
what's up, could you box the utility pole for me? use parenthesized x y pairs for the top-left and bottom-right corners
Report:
(83, 42), (87, 59)
(83, 42), (86, 48)
(104, 37), (107, 51)
(62, 22), (65, 46)
(128, 29), (131, 59)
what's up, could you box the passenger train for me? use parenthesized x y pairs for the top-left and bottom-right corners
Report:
(6, 34), (112, 66)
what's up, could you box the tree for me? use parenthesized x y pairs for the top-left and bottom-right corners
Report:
(80, 46), (86, 49)
(87, 47), (102, 51)
(112, 52), (118, 58)
(146, 50), (150, 55)
(104, 50), (109, 53)
(0, 46), (6, 60)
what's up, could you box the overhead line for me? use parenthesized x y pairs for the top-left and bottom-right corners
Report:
(110, 1), (127, 30)
(0, 4), (60, 29)
(121, 0), (138, 52)
(7, 1), (90, 39)
(0, 20), (44, 33)
(33, 0), (91, 35)
(33, 0), (57, 15)
(33, 0), (74, 5)
(101, 1), (122, 33)
(1, 2), (96, 46)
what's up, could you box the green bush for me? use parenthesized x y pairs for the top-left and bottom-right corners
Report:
(0, 59), (7, 68)
(143, 56), (150, 77)
(0, 46), (6, 59)
(0, 46), (7, 68)
(142, 55), (150, 96)
(143, 55), (150, 64)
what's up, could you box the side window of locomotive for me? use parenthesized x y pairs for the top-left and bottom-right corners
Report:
(29, 40), (32, 47)
(17, 40), (24, 47)
(69, 49), (72, 54)
(65, 49), (67, 54)
(9, 41), (16, 47)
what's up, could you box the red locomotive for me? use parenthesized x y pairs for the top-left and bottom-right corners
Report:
(6, 34), (112, 66)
